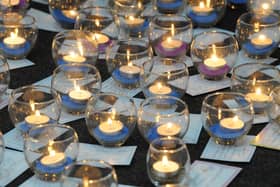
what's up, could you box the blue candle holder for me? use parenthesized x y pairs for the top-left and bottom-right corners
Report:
(61, 94), (88, 113)
(50, 9), (76, 29)
(188, 11), (218, 27)
(154, 42), (187, 58)
(143, 86), (183, 99)
(34, 157), (73, 174)
(242, 41), (277, 58)
(156, 0), (184, 14)
(93, 126), (129, 146)
(127, 19), (149, 37)
(209, 123), (245, 140)
(0, 41), (31, 58)
(112, 68), (140, 88)
(18, 118), (56, 134)
(228, 0), (247, 4)
(198, 63), (230, 80)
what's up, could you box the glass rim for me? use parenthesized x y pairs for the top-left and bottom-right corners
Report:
(10, 85), (57, 106)
(202, 92), (253, 111)
(271, 85), (280, 96)
(1, 14), (36, 27)
(63, 159), (116, 184)
(52, 63), (101, 76)
(77, 6), (114, 22)
(151, 14), (193, 31)
(139, 95), (188, 117)
(149, 137), (187, 154)
(26, 124), (78, 143)
(232, 62), (280, 83)
(238, 11), (280, 27)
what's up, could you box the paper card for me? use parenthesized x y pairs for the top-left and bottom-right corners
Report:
(253, 114), (269, 124)
(34, 76), (51, 87)
(8, 59), (34, 70)
(27, 8), (64, 33)
(184, 56), (193, 67)
(251, 123), (280, 150)
(0, 149), (29, 186)
(277, 65), (280, 70)
(193, 28), (234, 37)
(78, 143), (137, 165)
(0, 89), (12, 110)
(183, 114), (203, 144)
(187, 160), (242, 187)
(201, 136), (256, 162)
(20, 176), (138, 187)
(101, 77), (141, 97)
(32, 0), (48, 4)
(4, 128), (24, 151)
(186, 74), (231, 96)
(132, 98), (143, 110)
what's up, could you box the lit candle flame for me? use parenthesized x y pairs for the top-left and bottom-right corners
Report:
(30, 100), (35, 112)
(262, 3), (270, 10)
(35, 110), (41, 116)
(218, 108), (222, 120)
(127, 49), (130, 63)
(254, 22), (260, 32)
(95, 19), (100, 27)
(233, 116), (239, 122)
(48, 140), (54, 154)
(162, 156), (169, 166)
(11, 28), (19, 38)
(171, 24), (175, 36)
(256, 87), (262, 95)
(111, 108), (116, 120)
(77, 41), (84, 57)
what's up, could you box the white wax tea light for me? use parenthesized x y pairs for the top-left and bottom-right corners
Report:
(92, 33), (110, 45)
(161, 37), (183, 50)
(157, 122), (181, 136)
(246, 88), (272, 102)
(62, 10), (78, 19)
(153, 156), (179, 174)
(63, 52), (86, 63)
(125, 16), (144, 28)
(1, 0), (19, 6)
(192, 0), (213, 15)
(69, 86), (91, 102)
(149, 82), (172, 95)
(25, 110), (50, 125)
(3, 29), (26, 48)
(99, 118), (124, 134)
(41, 141), (66, 167)
(119, 62), (141, 76)
(251, 34), (273, 48)
(220, 116), (244, 130)
(204, 44), (226, 69)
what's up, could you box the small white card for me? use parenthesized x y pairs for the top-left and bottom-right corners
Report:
(101, 77), (141, 97)
(8, 59), (34, 70)
(251, 123), (280, 150)
(0, 89), (12, 110)
(78, 143), (137, 165)
(277, 65), (280, 70)
(201, 136), (256, 162)
(186, 74), (231, 96)
(34, 75), (51, 86)
(193, 28), (234, 37)
(188, 160), (242, 187)
(4, 128), (24, 151)
(27, 8), (64, 33)
(184, 56), (193, 67)
(183, 114), (203, 144)
(0, 149), (29, 186)
(253, 114), (269, 124)
(32, 0), (48, 4)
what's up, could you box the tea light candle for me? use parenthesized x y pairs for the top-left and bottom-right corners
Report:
(192, 1), (213, 15)
(125, 16), (144, 28)
(220, 116), (244, 131)
(157, 122), (181, 136)
(204, 54), (226, 70)
(246, 88), (272, 103)
(41, 150), (66, 167)
(3, 29), (26, 49)
(161, 37), (183, 51)
(62, 10), (79, 20)
(25, 110), (50, 125)
(99, 118), (124, 134)
(153, 156), (179, 174)
(1, 0), (19, 6)
(119, 62), (141, 78)
(149, 82), (172, 95)
(92, 33), (110, 45)
(63, 52), (86, 64)
(69, 86), (91, 102)
(251, 34), (273, 49)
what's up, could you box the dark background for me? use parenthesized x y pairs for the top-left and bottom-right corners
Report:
(3, 2), (280, 187)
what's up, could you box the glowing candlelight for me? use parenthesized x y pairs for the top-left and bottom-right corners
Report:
(1, 0), (20, 6)
(63, 52), (86, 64)
(149, 82), (172, 95)
(204, 44), (226, 70)
(246, 88), (272, 103)
(119, 50), (141, 76)
(25, 101), (50, 125)
(69, 83), (91, 102)
(99, 109), (124, 134)
(153, 156), (179, 174)
(62, 10), (79, 19)
(192, 0), (213, 15)
(92, 33), (110, 45)
(3, 28), (26, 48)
(157, 122), (181, 136)
(220, 116), (244, 130)
(251, 34), (273, 48)
(125, 16), (144, 28)
(41, 141), (66, 166)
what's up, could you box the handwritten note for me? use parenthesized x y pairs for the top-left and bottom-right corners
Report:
(201, 136), (256, 162)
(183, 114), (203, 144)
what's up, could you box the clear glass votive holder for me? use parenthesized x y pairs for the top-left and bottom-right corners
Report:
(149, 15), (193, 59)
(0, 15), (38, 59)
(61, 159), (118, 187)
(49, 0), (84, 29)
(187, 0), (226, 27)
(85, 93), (137, 147)
(8, 85), (61, 135)
(141, 57), (189, 99)
(24, 124), (79, 181)
(0, 0), (30, 15)
(106, 39), (152, 89)
(201, 92), (254, 145)
(138, 96), (189, 143)
(51, 64), (101, 115)
(231, 63), (280, 115)
(191, 31), (239, 80)
(75, 6), (117, 54)
(147, 137), (191, 186)
(0, 55), (10, 97)
(236, 11), (280, 59)
(112, 0), (149, 38)
(152, 0), (187, 15)
(247, 0), (275, 14)
(268, 86), (280, 125)
(52, 30), (99, 67)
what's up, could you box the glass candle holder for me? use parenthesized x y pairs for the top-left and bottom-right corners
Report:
(268, 86), (280, 125)
(8, 85), (61, 135)
(141, 57), (189, 99)
(106, 39), (152, 89)
(0, 131), (4, 166)
(49, 0), (84, 29)
(0, 0), (30, 15)
(149, 15), (193, 59)
(52, 30), (99, 67)
(0, 15), (38, 59)
(147, 137), (191, 186)
(61, 159), (118, 187)
(247, 0), (275, 14)
(236, 11), (280, 59)
(138, 96), (189, 143)
(75, 6), (117, 54)
(152, 0), (187, 15)
(51, 64), (101, 115)
(85, 93), (137, 147)
(231, 63), (280, 115)
(24, 124), (79, 181)
(112, 0), (149, 38)
(0, 55), (10, 97)
(191, 31), (239, 80)
(187, 0), (226, 27)
(201, 92), (254, 145)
